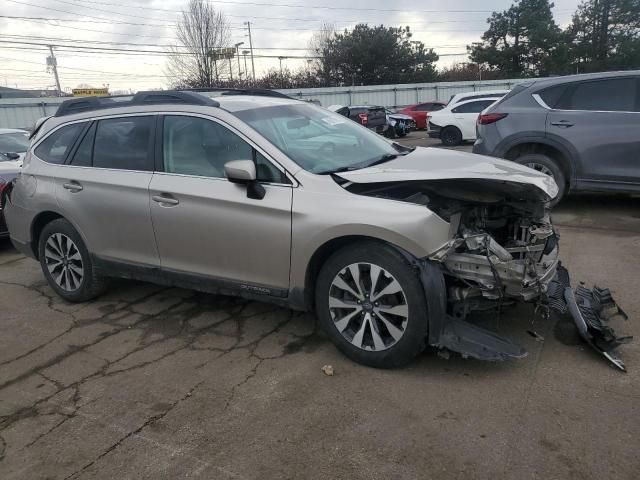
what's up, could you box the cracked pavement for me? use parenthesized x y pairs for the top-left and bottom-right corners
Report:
(0, 193), (639, 480)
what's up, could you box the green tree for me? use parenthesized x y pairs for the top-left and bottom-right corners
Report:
(316, 24), (439, 86)
(566, 0), (640, 72)
(469, 0), (567, 77)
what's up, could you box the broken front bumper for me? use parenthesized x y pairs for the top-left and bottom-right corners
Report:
(547, 264), (632, 371)
(412, 259), (632, 372)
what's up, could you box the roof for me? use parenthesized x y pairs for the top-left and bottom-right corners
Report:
(527, 70), (640, 89)
(0, 128), (29, 134)
(214, 94), (301, 112)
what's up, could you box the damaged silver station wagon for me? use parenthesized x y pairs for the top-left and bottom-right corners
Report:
(4, 90), (632, 371)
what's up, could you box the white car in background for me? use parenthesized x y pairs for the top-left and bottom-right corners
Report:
(427, 97), (499, 146)
(447, 89), (508, 108)
(0, 128), (30, 167)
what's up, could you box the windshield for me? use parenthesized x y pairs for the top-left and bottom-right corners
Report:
(0, 132), (29, 157)
(233, 103), (401, 174)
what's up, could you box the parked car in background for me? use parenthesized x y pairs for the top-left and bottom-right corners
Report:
(428, 97), (498, 146)
(473, 71), (640, 203)
(397, 101), (446, 129)
(447, 90), (508, 108)
(328, 104), (388, 134)
(0, 155), (20, 238)
(385, 109), (415, 138)
(0, 128), (30, 166)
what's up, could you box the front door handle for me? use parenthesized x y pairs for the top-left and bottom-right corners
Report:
(152, 194), (179, 206)
(550, 120), (574, 128)
(63, 181), (83, 192)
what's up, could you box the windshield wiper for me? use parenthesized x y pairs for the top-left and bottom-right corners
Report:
(321, 153), (398, 175)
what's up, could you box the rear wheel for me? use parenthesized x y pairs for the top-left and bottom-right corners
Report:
(38, 219), (108, 302)
(315, 242), (430, 368)
(440, 126), (462, 146)
(515, 153), (566, 205)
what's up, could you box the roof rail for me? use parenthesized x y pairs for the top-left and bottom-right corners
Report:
(54, 90), (220, 117)
(187, 88), (293, 99)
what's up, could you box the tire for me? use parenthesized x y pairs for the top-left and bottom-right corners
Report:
(514, 153), (566, 205)
(38, 218), (108, 302)
(440, 126), (462, 146)
(315, 241), (431, 368)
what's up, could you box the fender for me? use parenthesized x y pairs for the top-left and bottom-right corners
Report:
(494, 132), (580, 186)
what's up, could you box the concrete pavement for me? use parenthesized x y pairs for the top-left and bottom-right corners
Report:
(0, 138), (638, 479)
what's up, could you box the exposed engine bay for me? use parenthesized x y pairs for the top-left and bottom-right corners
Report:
(342, 178), (632, 371)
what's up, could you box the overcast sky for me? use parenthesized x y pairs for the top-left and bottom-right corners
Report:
(1, 0), (582, 92)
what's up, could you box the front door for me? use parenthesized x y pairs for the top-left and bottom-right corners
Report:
(149, 114), (293, 292)
(545, 76), (640, 185)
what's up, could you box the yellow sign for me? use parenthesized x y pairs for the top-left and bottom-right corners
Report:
(72, 88), (109, 97)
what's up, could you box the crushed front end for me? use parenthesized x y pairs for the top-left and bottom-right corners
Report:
(343, 176), (632, 371)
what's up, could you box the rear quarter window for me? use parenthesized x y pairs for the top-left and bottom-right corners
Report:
(34, 123), (85, 164)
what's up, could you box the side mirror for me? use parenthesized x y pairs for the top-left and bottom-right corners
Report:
(225, 160), (256, 183)
(224, 160), (265, 200)
(6, 152), (19, 160)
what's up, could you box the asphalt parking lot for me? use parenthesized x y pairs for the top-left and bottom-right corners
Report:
(0, 133), (639, 479)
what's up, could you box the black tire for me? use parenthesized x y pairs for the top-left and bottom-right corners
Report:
(315, 241), (431, 368)
(38, 218), (108, 302)
(384, 127), (397, 139)
(440, 126), (462, 146)
(514, 153), (566, 206)
(397, 131), (408, 138)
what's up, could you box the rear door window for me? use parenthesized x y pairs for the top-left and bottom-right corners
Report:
(70, 122), (96, 167)
(538, 85), (568, 109)
(452, 100), (495, 114)
(34, 123), (85, 164)
(559, 78), (637, 112)
(93, 116), (154, 171)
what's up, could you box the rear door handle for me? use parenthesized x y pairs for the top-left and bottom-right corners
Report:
(63, 181), (83, 192)
(152, 194), (179, 206)
(551, 120), (574, 128)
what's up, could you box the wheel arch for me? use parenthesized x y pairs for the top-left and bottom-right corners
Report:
(497, 135), (578, 189)
(30, 211), (87, 260)
(292, 235), (415, 312)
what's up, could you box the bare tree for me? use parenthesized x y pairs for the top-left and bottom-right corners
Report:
(308, 23), (336, 84)
(165, 0), (232, 88)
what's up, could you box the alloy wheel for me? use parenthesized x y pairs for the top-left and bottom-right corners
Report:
(328, 263), (409, 351)
(525, 162), (554, 177)
(44, 233), (84, 292)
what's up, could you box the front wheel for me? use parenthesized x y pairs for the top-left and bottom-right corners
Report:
(38, 218), (108, 302)
(315, 242), (430, 368)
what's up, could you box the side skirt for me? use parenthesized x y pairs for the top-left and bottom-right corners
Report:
(92, 256), (291, 307)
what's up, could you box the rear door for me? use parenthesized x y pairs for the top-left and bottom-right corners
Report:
(451, 99), (496, 139)
(366, 107), (387, 129)
(545, 77), (640, 185)
(149, 114), (293, 291)
(48, 115), (159, 267)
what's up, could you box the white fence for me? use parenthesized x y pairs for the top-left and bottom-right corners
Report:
(0, 78), (525, 129)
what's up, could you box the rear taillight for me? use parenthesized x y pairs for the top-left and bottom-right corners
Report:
(0, 180), (7, 210)
(478, 113), (508, 125)
(358, 112), (369, 125)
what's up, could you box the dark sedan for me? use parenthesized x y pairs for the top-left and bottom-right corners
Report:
(0, 155), (20, 238)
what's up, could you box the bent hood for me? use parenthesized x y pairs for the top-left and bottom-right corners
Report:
(337, 147), (559, 200)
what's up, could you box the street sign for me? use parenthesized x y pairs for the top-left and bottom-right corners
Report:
(72, 88), (109, 97)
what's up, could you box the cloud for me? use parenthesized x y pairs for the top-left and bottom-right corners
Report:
(1, 0), (581, 91)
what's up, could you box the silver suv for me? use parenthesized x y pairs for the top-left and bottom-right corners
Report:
(4, 90), (630, 369)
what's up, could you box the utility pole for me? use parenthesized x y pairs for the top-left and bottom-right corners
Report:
(235, 42), (244, 81)
(47, 45), (62, 96)
(242, 50), (249, 79)
(228, 56), (233, 81)
(278, 56), (285, 87)
(244, 21), (256, 82)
